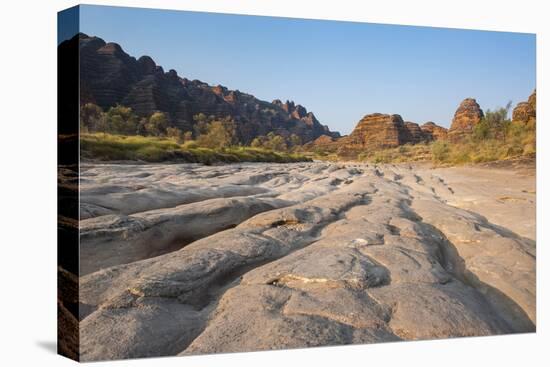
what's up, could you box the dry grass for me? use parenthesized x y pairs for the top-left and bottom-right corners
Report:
(309, 120), (535, 166)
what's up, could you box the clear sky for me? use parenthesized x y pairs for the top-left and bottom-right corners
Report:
(71, 4), (535, 134)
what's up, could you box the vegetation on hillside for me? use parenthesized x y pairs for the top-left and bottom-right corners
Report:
(79, 103), (311, 164)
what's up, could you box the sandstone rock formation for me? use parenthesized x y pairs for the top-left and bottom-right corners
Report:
(345, 115), (448, 148)
(403, 121), (427, 144)
(61, 33), (340, 144)
(78, 162), (535, 361)
(304, 114), (448, 157)
(345, 113), (410, 149)
(448, 98), (484, 142)
(421, 121), (448, 141)
(512, 90), (536, 124)
(312, 134), (337, 145)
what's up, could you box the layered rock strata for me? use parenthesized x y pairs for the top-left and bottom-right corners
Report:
(60, 33), (340, 143)
(448, 98), (484, 142)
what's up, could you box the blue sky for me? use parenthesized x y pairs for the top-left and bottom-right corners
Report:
(71, 5), (535, 134)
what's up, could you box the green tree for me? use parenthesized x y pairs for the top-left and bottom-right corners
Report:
(289, 134), (302, 149)
(197, 119), (236, 149)
(145, 111), (169, 136)
(265, 133), (287, 151)
(193, 113), (210, 137)
(251, 136), (266, 148)
(166, 126), (183, 143)
(478, 101), (512, 141)
(473, 119), (491, 141)
(183, 131), (193, 142)
(275, 136), (288, 151)
(136, 117), (148, 136)
(105, 105), (138, 135)
(80, 103), (103, 132)
(193, 113), (208, 123)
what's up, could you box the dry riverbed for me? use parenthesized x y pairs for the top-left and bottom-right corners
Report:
(73, 160), (536, 361)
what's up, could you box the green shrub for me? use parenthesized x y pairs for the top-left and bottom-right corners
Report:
(144, 112), (169, 136)
(196, 119), (236, 149)
(431, 141), (450, 163)
(105, 105), (139, 135)
(473, 119), (491, 141)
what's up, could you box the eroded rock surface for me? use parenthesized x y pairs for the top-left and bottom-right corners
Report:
(78, 162), (535, 361)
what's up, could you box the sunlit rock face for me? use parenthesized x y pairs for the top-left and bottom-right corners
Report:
(512, 90), (536, 124)
(448, 98), (484, 142)
(421, 121), (448, 141)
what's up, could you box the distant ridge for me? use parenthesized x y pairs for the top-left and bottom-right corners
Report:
(59, 33), (340, 144)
